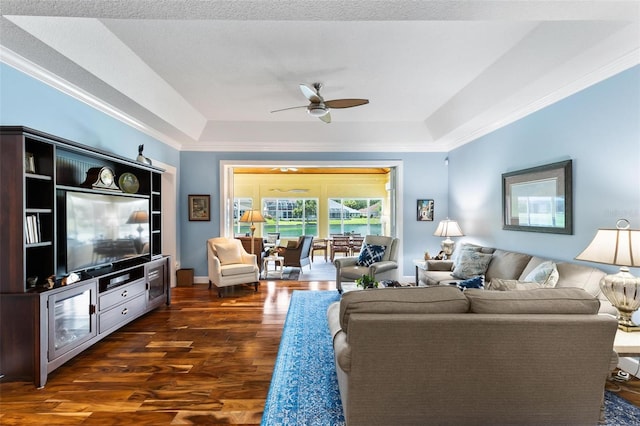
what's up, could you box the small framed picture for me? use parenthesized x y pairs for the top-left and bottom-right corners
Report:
(25, 152), (36, 173)
(417, 199), (434, 221)
(188, 194), (211, 221)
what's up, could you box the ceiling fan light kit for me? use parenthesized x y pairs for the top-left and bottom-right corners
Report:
(271, 83), (368, 123)
(307, 104), (328, 117)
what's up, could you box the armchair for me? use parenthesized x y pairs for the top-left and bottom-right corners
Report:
(207, 237), (260, 297)
(334, 235), (399, 293)
(280, 235), (314, 273)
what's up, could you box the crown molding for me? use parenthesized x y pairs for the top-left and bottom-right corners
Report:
(445, 49), (640, 151)
(0, 46), (184, 151)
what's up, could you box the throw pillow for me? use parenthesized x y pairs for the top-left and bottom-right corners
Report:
(456, 275), (484, 290)
(450, 243), (482, 269)
(357, 244), (387, 267)
(451, 251), (493, 279)
(214, 241), (243, 265)
(523, 261), (559, 287)
(487, 278), (541, 291)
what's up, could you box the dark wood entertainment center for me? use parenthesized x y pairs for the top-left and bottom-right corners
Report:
(0, 126), (171, 388)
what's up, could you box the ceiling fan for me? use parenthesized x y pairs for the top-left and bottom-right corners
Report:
(271, 83), (369, 123)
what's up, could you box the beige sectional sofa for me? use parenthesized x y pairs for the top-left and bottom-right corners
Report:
(417, 244), (616, 315)
(327, 286), (618, 426)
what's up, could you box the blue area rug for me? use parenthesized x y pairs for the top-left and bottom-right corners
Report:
(262, 290), (640, 425)
(262, 291), (343, 425)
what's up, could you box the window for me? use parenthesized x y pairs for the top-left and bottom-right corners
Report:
(233, 198), (253, 236)
(329, 198), (383, 235)
(263, 198), (318, 238)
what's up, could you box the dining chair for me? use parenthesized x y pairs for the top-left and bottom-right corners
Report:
(312, 238), (328, 262)
(350, 236), (365, 255)
(330, 235), (352, 261)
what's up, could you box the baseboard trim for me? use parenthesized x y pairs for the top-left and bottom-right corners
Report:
(618, 357), (640, 378)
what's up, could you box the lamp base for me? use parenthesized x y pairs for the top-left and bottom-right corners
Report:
(599, 268), (640, 331)
(441, 238), (455, 260)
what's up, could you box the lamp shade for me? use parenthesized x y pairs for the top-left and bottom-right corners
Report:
(126, 210), (148, 224)
(239, 210), (265, 224)
(433, 219), (464, 238)
(575, 221), (640, 267)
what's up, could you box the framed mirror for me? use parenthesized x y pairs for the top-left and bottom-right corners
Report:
(502, 160), (573, 234)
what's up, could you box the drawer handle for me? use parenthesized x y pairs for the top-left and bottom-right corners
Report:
(121, 290), (128, 297)
(121, 308), (128, 315)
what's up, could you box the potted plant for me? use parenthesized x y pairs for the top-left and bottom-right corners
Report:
(355, 274), (378, 289)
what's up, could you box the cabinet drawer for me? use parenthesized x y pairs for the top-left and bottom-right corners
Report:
(99, 279), (146, 311)
(99, 293), (145, 334)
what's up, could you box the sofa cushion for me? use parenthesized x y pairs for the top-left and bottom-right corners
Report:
(486, 278), (541, 291)
(220, 263), (256, 276)
(554, 262), (606, 298)
(452, 251), (492, 279)
(465, 288), (600, 314)
(421, 271), (462, 286)
(484, 250), (532, 282)
(523, 260), (559, 287)
(357, 244), (387, 267)
(214, 241), (242, 265)
(339, 286), (469, 331)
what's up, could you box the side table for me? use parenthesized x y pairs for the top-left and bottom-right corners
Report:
(614, 328), (640, 357)
(413, 259), (427, 286)
(262, 255), (284, 279)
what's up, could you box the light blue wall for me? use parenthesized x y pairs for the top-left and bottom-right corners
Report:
(179, 151), (449, 277)
(0, 63), (180, 167)
(448, 66), (640, 275)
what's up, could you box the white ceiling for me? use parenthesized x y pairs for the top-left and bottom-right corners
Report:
(1, 1), (638, 152)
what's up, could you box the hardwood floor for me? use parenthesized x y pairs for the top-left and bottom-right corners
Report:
(1, 279), (640, 425)
(0, 280), (335, 425)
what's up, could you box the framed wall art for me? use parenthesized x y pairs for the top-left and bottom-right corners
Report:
(188, 194), (211, 221)
(502, 160), (573, 234)
(417, 199), (434, 221)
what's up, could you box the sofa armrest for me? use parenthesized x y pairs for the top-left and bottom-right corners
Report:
(426, 260), (454, 271)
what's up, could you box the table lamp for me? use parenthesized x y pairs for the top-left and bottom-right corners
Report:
(576, 219), (640, 331)
(239, 209), (266, 254)
(127, 210), (149, 253)
(433, 218), (464, 259)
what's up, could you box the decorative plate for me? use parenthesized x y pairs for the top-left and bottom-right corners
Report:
(119, 172), (140, 194)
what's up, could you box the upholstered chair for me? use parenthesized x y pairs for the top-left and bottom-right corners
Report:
(207, 237), (260, 297)
(334, 235), (399, 293)
(280, 235), (314, 273)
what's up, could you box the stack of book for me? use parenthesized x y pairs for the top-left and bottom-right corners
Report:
(25, 214), (41, 244)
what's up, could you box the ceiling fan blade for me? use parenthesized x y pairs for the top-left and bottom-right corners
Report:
(271, 105), (308, 113)
(300, 84), (323, 103)
(324, 99), (369, 109)
(319, 112), (331, 124)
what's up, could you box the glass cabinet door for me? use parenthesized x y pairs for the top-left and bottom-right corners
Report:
(48, 281), (97, 360)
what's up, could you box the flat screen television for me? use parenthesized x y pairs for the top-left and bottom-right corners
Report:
(64, 191), (150, 273)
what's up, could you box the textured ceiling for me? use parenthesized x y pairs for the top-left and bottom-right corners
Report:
(1, 1), (638, 152)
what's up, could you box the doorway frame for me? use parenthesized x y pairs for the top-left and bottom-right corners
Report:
(220, 160), (403, 260)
